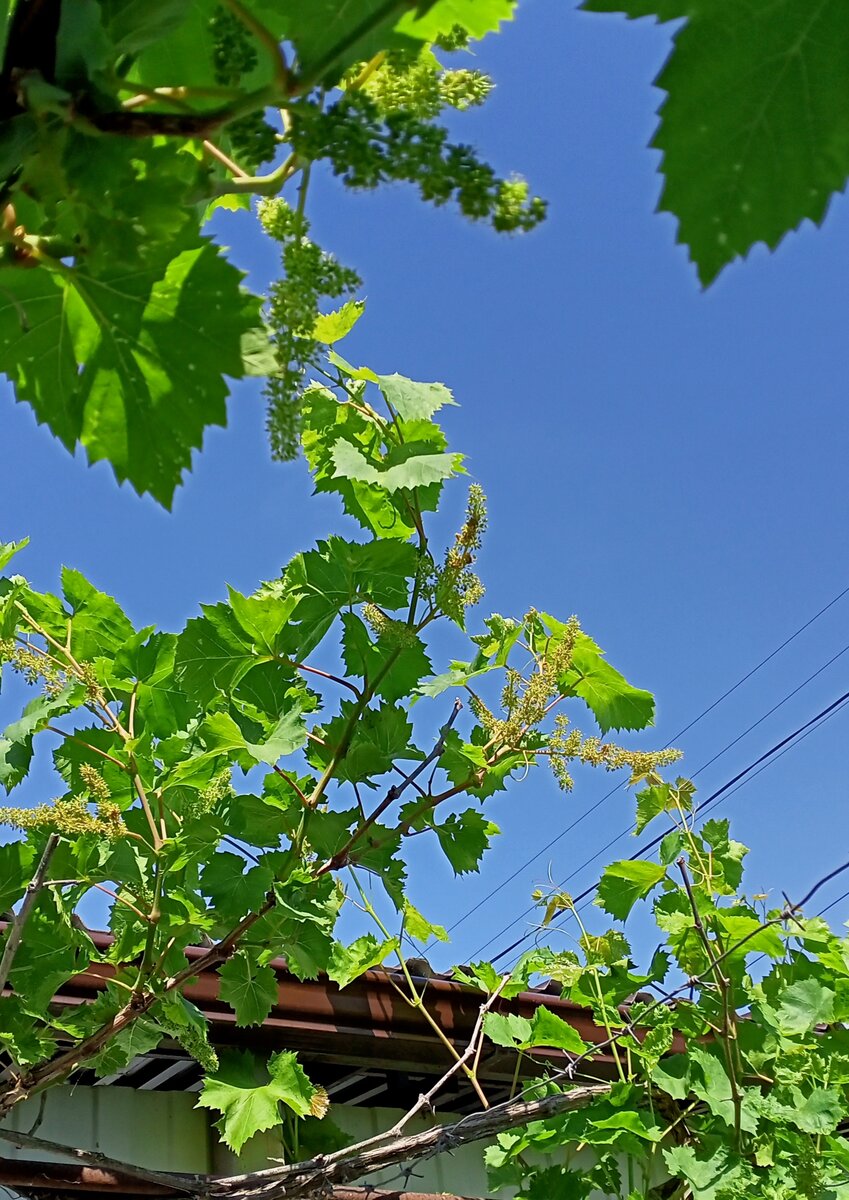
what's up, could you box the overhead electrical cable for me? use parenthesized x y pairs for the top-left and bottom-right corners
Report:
(476, 687), (849, 966)
(434, 585), (849, 950)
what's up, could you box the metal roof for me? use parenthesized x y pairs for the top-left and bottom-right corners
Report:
(45, 932), (620, 1110)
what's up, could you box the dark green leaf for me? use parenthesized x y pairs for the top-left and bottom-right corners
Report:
(595, 860), (667, 920)
(219, 951), (279, 1027)
(0, 840), (36, 911)
(433, 808), (499, 874)
(201, 853), (273, 926)
(586, 0), (849, 284)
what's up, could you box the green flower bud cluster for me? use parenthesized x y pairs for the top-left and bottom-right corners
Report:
(434, 483), (487, 625)
(159, 1012), (219, 1074)
(1, 795), (125, 838)
(493, 177), (546, 234)
(79, 763), (111, 805)
(209, 6), (257, 85)
(259, 199), (361, 460)
(227, 111), (278, 174)
(0, 639), (63, 695)
(291, 93), (547, 233)
(361, 55), (493, 120)
(546, 713), (583, 791)
(362, 602), (418, 646)
(434, 25), (474, 51)
(184, 770), (234, 821)
(77, 661), (105, 707)
(435, 25), (471, 52)
(577, 737), (681, 784)
(439, 69), (493, 112)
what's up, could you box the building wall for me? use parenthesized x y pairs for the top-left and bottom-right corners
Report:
(1, 1086), (496, 1196)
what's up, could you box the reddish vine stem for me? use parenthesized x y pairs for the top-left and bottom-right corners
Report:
(322, 700), (463, 873)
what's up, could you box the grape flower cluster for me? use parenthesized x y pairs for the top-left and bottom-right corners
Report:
(291, 92), (546, 233)
(259, 199), (361, 461)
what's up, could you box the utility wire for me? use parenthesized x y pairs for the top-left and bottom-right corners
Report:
(460, 638), (849, 961)
(480, 688), (849, 966)
(436, 585), (849, 950)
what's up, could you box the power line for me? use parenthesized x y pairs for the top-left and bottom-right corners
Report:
(459, 637), (849, 961)
(437, 585), (849, 951)
(818, 886), (849, 919)
(481, 688), (849, 966)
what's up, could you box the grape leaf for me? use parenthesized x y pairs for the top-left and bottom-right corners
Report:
(634, 783), (673, 835)
(433, 808), (500, 875)
(341, 613), (432, 702)
(327, 934), (398, 990)
(0, 841), (36, 912)
(772, 978), (836, 1037)
(0, 538), (28, 573)
(663, 1144), (748, 1200)
(0, 239), (265, 507)
(92, 1018), (165, 1078)
(198, 1049), (319, 1154)
(219, 951), (279, 1027)
(8, 894), (86, 1013)
(331, 440), (462, 493)
(397, 0), (517, 42)
(200, 854), (274, 925)
(595, 860), (667, 920)
(483, 1011), (532, 1048)
(309, 701), (415, 785)
(526, 1005), (588, 1055)
(376, 373), (456, 421)
(0, 995), (58, 1066)
(0, 684), (82, 791)
(61, 568), (135, 661)
(403, 900), (448, 944)
(584, 0), (849, 284)
(313, 300), (365, 344)
(560, 638), (654, 733)
(175, 604), (257, 708)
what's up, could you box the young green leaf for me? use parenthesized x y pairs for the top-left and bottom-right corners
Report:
(327, 935), (398, 990)
(595, 860), (667, 920)
(559, 639), (655, 733)
(483, 1011), (532, 1048)
(0, 538), (28, 573)
(219, 952), (279, 1028)
(197, 1049), (321, 1154)
(526, 1005), (588, 1054)
(312, 300), (365, 344)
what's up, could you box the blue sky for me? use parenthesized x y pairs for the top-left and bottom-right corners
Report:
(3, 0), (849, 969)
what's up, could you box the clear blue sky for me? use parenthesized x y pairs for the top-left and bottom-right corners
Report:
(3, 0), (849, 969)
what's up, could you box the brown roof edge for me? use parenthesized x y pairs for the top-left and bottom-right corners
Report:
(46, 931), (623, 1077)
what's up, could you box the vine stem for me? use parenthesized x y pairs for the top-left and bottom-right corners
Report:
(222, 0), (290, 93)
(0, 835), (59, 995)
(348, 872), (491, 1110)
(44, 725), (125, 770)
(321, 700), (462, 872)
(677, 859), (742, 1146)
